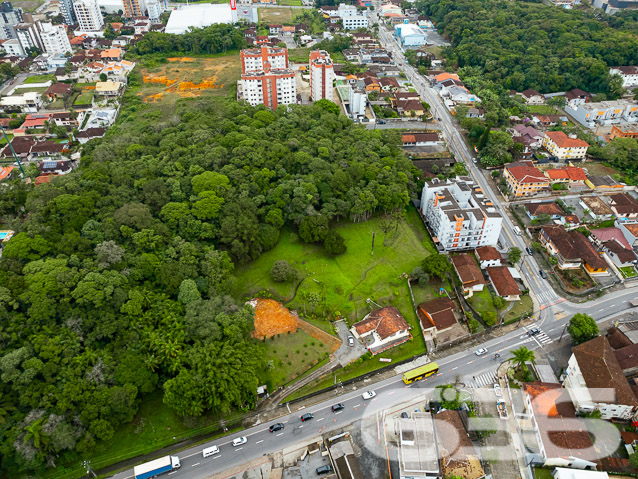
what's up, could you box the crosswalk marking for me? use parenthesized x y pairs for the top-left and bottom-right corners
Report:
(469, 370), (498, 388)
(536, 332), (552, 344)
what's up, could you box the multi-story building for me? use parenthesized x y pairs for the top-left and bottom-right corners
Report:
(563, 335), (638, 420)
(240, 45), (288, 73)
(542, 131), (589, 160)
(241, 65), (296, 109)
(1, 37), (23, 55)
(15, 20), (43, 52)
(146, 0), (163, 23)
(59, 0), (76, 24)
(309, 50), (334, 102)
(420, 176), (503, 251)
(348, 82), (366, 120)
(336, 3), (367, 29)
(593, 0), (638, 14)
(73, 0), (104, 31)
(40, 23), (72, 55)
(0, 1), (23, 40)
(122, 0), (146, 18)
(566, 99), (638, 128)
(610, 124), (638, 139)
(610, 66), (638, 89)
(503, 161), (550, 197)
(394, 23), (426, 47)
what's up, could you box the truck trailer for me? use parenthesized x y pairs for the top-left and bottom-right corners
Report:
(133, 455), (181, 479)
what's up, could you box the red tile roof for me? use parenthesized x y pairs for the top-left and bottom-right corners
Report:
(609, 193), (638, 215)
(526, 202), (563, 217)
(486, 266), (521, 297)
(417, 297), (457, 331)
(354, 306), (410, 340)
(545, 167), (587, 182)
(451, 254), (485, 288)
(545, 130), (589, 148)
(506, 163), (548, 184)
(475, 246), (502, 262)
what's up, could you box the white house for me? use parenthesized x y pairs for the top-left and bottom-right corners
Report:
(451, 254), (485, 294)
(0, 92), (43, 113)
(475, 246), (503, 269)
(518, 89), (545, 105)
(563, 336), (638, 420)
(609, 66), (638, 89)
(552, 468), (609, 479)
(351, 306), (411, 355)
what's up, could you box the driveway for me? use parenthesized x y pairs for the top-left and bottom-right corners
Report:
(334, 320), (366, 366)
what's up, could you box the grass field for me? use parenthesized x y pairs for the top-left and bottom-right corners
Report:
(259, 329), (329, 388)
(258, 7), (301, 24)
(74, 90), (93, 106)
(620, 266), (637, 278)
(11, 0), (43, 11)
(468, 288), (498, 323)
(278, 0), (303, 5)
(526, 105), (558, 115)
(137, 53), (240, 106)
(582, 161), (621, 177)
(24, 73), (55, 84)
(503, 295), (533, 323)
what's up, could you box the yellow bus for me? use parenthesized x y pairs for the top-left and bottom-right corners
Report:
(402, 362), (439, 384)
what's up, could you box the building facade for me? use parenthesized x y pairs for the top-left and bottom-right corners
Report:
(504, 162), (550, 197)
(542, 131), (589, 160)
(566, 99), (638, 128)
(1, 37), (23, 55)
(610, 66), (638, 89)
(0, 1), (23, 40)
(240, 45), (288, 73)
(241, 67), (296, 109)
(309, 50), (334, 102)
(336, 3), (367, 29)
(59, 0), (76, 24)
(15, 20), (42, 52)
(146, 0), (163, 23)
(73, 0), (104, 31)
(421, 176), (503, 251)
(40, 23), (72, 55)
(122, 0), (146, 18)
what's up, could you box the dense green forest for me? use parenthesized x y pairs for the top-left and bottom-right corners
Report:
(0, 93), (415, 474)
(415, 0), (638, 94)
(130, 23), (245, 55)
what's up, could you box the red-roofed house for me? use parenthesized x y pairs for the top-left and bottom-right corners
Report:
(543, 131), (589, 160)
(451, 254), (485, 294)
(609, 193), (638, 221)
(540, 225), (608, 275)
(475, 246), (502, 269)
(486, 266), (521, 301)
(351, 306), (411, 354)
(417, 297), (458, 334)
(544, 167), (588, 190)
(401, 132), (440, 147)
(0, 166), (15, 181)
(504, 161), (550, 198)
(525, 202), (564, 222)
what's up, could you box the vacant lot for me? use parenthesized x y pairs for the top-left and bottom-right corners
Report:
(138, 53), (241, 105)
(582, 161), (621, 177)
(258, 7), (300, 24)
(12, 0), (42, 11)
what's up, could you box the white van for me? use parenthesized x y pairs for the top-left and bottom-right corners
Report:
(202, 445), (220, 457)
(514, 226), (522, 236)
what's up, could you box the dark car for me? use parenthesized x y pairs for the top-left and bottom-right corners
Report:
(377, 120), (386, 124)
(300, 413), (314, 422)
(539, 270), (547, 279)
(316, 465), (333, 475)
(400, 412), (409, 418)
(332, 403), (345, 413)
(526, 247), (534, 255)
(269, 423), (284, 433)
(527, 328), (541, 336)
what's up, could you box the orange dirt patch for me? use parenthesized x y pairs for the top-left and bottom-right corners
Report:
(251, 298), (298, 338)
(167, 57), (195, 62)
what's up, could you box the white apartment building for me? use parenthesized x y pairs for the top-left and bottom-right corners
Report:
(309, 50), (334, 102)
(40, 23), (72, 55)
(349, 83), (366, 120)
(146, 0), (163, 23)
(336, 3), (367, 30)
(542, 131), (589, 160)
(421, 176), (503, 251)
(240, 46), (288, 73)
(610, 66), (638, 89)
(241, 68), (296, 109)
(15, 21), (43, 52)
(59, 0), (76, 24)
(0, 2), (23, 40)
(1, 37), (23, 55)
(566, 99), (638, 128)
(562, 336), (638, 420)
(73, 0), (104, 31)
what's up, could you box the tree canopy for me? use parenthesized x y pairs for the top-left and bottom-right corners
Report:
(568, 313), (599, 345)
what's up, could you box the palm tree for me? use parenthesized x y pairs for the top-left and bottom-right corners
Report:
(510, 346), (535, 372)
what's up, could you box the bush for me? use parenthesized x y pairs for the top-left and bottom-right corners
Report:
(324, 230), (347, 255)
(270, 260), (297, 282)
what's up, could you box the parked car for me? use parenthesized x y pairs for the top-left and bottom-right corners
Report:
(377, 120), (386, 124)
(300, 413), (314, 422)
(362, 390), (376, 400)
(526, 247), (534, 255)
(316, 465), (333, 475)
(202, 445), (220, 457)
(332, 403), (345, 413)
(475, 348), (488, 356)
(494, 384), (502, 397)
(348, 336), (354, 346)
(539, 270), (547, 279)
(269, 423), (284, 433)
(527, 327), (541, 336)
(232, 437), (247, 447)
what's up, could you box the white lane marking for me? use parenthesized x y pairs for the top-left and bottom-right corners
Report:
(317, 418), (324, 422)
(354, 404), (361, 408)
(599, 308), (605, 312)
(213, 455), (222, 459)
(256, 440), (263, 444)
(451, 367), (458, 371)
(235, 448), (243, 452)
(192, 463), (200, 467)
(298, 425), (304, 428)
(335, 411), (343, 415)
(277, 432), (284, 436)
(466, 360), (473, 364)
(169, 473), (177, 476)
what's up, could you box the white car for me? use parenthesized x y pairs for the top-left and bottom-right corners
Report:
(362, 390), (376, 400)
(475, 348), (488, 356)
(493, 384), (502, 397)
(232, 437), (247, 447)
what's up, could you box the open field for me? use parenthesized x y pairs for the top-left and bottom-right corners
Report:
(137, 53), (241, 106)
(74, 90), (93, 106)
(526, 105), (558, 115)
(258, 7), (301, 24)
(24, 73), (55, 84)
(582, 161), (621, 177)
(503, 295), (533, 322)
(12, 0), (43, 10)
(468, 288), (498, 323)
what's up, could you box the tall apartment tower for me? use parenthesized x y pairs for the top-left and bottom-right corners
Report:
(73, 0), (104, 31)
(240, 45), (288, 73)
(15, 20), (43, 52)
(309, 50), (334, 102)
(40, 23), (72, 55)
(0, 2), (23, 39)
(241, 65), (296, 109)
(146, 0), (163, 23)
(122, 0), (146, 18)
(59, 0), (76, 24)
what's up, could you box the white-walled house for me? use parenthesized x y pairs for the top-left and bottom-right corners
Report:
(351, 306), (411, 355)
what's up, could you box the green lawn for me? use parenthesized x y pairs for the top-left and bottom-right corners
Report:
(259, 329), (329, 389)
(288, 48), (311, 63)
(467, 288), (498, 323)
(74, 91), (93, 106)
(278, 0), (303, 5)
(533, 467), (554, 479)
(526, 105), (557, 115)
(15, 86), (49, 93)
(503, 295), (533, 323)
(620, 266), (637, 278)
(24, 73), (55, 84)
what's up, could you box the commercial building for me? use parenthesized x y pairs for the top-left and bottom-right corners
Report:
(241, 66), (296, 109)
(593, 0), (638, 14)
(0, 1), (23, 40)
(421, 176), (503, 251)
(542, 131), (589, 160)
(336, 3), (367, 30)
(122, 0), (146, 18)
(240, 45), (288, 73)
(566, 99), (638, 128)
(165, 4), (237, 34)
(309, 50), (334, 101)
(563, 336), (638, 420)
(609, 66), (638, 89)
(609, 124), (638, 139)
(73, 0), (104, 31)
(504, 161), (550, 198)
(40, 23), (72, 55)
(59, 0), (76, 24)
(348, 82), (366, 120)
(394, 23), (427, 47)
